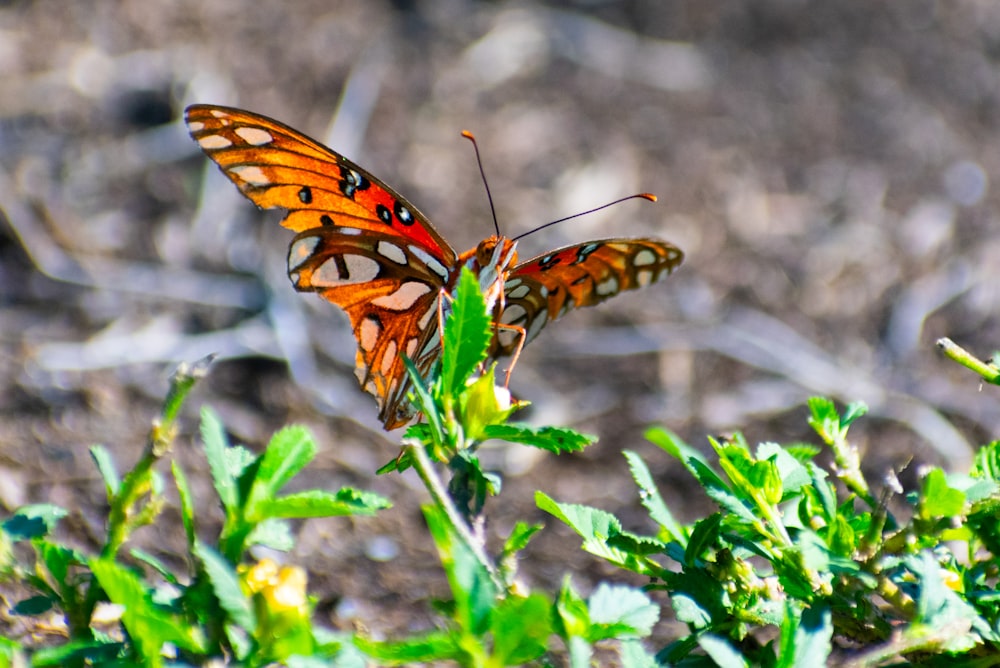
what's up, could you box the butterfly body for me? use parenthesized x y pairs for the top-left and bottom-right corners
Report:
(186, 105), (683, 429)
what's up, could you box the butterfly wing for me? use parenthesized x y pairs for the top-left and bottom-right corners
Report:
(186, 104), (457, 428)
(493, 239), (683, 354)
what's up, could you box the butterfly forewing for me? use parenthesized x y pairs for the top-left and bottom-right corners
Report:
(186, 104), (460, 428)
(493, 239), (683, 355)
(185, 105), (457, 261)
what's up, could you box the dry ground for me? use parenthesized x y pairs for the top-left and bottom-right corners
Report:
(2, 0), (999, 650)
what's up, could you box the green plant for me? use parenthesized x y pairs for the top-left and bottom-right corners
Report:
(541, 397), (1000, 666)
(2, 357), (387, 667)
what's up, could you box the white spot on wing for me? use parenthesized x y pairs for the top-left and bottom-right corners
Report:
(210, 109), (229, 118)
(637, 269), (653, 287)
(231, 165), (270, 185)
(377, 241), (407, 265)
(506, 284), (530, 300)
(405, 338), (419, 357)
(359, 317), (381, 353)
(313, 254), (380, 286)
(417, 304), (436, 331)
(235, 127), (274, 146)
(526, 308), (548, 342)
(288, 236), (320, 270)
(381, 340), (397, 376)
(188, 121), (205, 131)
(500, 304), (527, 326)
(409, 245), (449, 279)
(633, 249), (656, 267)
(596, 276), (619, 296)
(372, 281), (432, 311)
(197, 134), (232, 149)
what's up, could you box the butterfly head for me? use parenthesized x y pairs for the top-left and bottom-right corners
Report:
(459, 236), (519, 311)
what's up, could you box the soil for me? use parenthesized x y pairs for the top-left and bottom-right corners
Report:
(1, 0), (999, 655)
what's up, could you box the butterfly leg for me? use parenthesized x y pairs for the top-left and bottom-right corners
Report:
(493, 322), (527, 387)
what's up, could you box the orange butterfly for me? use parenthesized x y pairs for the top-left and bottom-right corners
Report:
(185, 105), (683, 429)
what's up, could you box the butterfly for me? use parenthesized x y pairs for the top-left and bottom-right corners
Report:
(185, 105), (684, 429)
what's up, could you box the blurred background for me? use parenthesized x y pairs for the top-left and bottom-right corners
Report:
(2, 0), (999, 639)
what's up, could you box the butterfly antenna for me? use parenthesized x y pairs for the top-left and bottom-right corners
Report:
(462, 130), (501, 236)
(512, 193), (657, 241)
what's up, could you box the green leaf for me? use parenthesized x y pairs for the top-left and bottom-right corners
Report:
(441, 268), (492, 396)
(246, 426), (316, 517)
(129, 548), (179, 586)
(483, 423), (595, 453)
(193, 541), (256, 633)
(501, 523), (541, 561)
(3, 504), (67, 540)
(245, 518), (295, 551)
(619, 639), (658, 667)
(919, 469), (966, 519)
(555, 577), (590, 639)
(12, 595), (53, 615)
(587, 584), (659, 640)
(840, 401), (869, 427)
(261, 488), (391, 519)
(89, 445), (120, 499)
(171, 461), (196, 548)
(201, 407), (239, 513)
(491, 593), (552, 664)
(354, 631), (462, 663)
(536, 493), (629, 565)
(684, 514), (722, 566)
(423, 505), (497, 634)
(778, 605), (832, 668)
(756, 442), (811, 496)
(698, 634), (750, 668)
(624, 450), (684, 543)
(90, 558), (201, 663)
(972, 440), (1000, 481)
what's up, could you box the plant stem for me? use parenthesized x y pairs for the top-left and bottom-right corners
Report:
(405, 437), (504, 592)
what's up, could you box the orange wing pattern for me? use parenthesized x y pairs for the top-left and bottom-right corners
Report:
(186, 104), (684, 430)
(186, 105), (458, 428)
(494, 239), (684, 354)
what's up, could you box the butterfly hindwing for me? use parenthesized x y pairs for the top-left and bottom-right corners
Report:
(494, 239), (683, 355)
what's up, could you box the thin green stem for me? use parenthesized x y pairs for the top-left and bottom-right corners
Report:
(405, 437), (504, 592)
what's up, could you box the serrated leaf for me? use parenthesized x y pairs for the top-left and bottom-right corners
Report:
(261, 488), (391, 518)
(90, 558), (201, 662)
(483, 424), (595, 453)
(245, 518), (294, 551)
(779, 605), (832, 668)
(246, 426), (316, 517)
(491, 593), (552, 663)
(556, 577), (590, 639)
(423, 505), (497, 634)
(89, 445), (120, 500)
(200, 407), (238, 513)
(919, 469), (966, 519)
(588, 584), (659, 639)
(698, 634), (750, 668)
(171, 461), (196, 548)
(3, 504), (67, 540)
(193, 541), (256, 633)
(441, 268), (492, 395)
(624, 450), (683, 542)
(503, 522), (542, 556)
(353, 631), (462, 663)
(536, 492), (628, 565)
(129, 548), (179, 586)
(684, 514), (722, 566)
